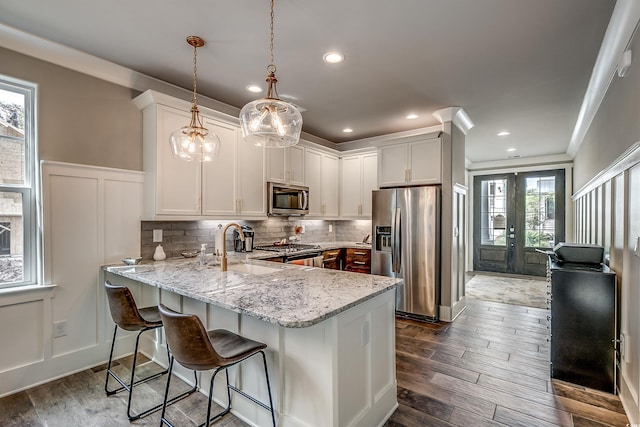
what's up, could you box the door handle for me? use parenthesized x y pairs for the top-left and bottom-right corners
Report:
(393, 208), (401, 273)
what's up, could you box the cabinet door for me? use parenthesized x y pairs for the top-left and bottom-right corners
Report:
(322, 154), (339, 217)
(304, 149), (323, 216)
(156, 105), (201, 215)
(266, 148), (287, 183)
(409, 138), (441, 184)
(237, 140), (266, 216)
(288, 145), (305, 185)
(361, 153), (378, 217)
(378, 144), (408, 187)
(340, 156), (362, 217)
(202, 118), (238, 216)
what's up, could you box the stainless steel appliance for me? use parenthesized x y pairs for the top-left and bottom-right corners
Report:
(372, 186), (440, 321)
(268, 182), (309, 216)
(233, 226), (254, 252)
(254, 243), (322, 263)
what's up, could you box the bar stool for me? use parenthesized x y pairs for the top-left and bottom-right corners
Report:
(104, 282), (196, 420)
(158, 303), (276, 427)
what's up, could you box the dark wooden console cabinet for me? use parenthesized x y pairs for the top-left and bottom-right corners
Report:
(549, 260), (617, 393)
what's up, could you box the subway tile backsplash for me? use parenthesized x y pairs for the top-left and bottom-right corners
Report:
(141, 219), (372, 260)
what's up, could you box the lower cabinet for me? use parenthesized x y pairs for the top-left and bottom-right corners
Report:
(344, 248), (371, 274)
(323, 249), (343, 270)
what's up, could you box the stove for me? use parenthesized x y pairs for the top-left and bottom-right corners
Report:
(254, 243), (321, 253)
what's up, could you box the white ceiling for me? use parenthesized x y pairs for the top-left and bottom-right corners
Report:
(0, 0), (616, 163)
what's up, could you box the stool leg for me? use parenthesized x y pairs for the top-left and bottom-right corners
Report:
(105, 325), (119, 395)
(160, 356), (175, 427)
(260, 351), (277, 427)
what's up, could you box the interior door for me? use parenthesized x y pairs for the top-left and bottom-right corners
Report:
(473, 170), (565, 276)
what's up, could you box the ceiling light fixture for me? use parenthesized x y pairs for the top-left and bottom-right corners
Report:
(342, 128), (353, 133)
(406, 114), (419, 120)
(497, 131), (511, 136)
(507, 148), (516, 152)
(246, 84), (263, 93)
(169, 36), (221, 162)
(323, 51), (344, 64)
(239, 0), (302, 148)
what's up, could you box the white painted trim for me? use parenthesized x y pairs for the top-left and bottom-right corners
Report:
(467, 154), (573, 172)
(338, 126), (443, 150)
(572, 142), (640, 199)
(567, 0), (640, 157)
(432, 107), (475, 135)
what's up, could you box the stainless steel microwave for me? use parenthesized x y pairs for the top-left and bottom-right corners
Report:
(268, 182), (309, 216)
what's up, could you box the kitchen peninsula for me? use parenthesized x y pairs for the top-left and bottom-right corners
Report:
(103, 255), (400, 427)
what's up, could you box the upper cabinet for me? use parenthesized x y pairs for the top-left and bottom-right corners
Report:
(340, 152), (378, 218)
(134, 90), (265, 219)
(266, 145), (305, 185)
(378, 137), (441, 187)
(305, 147), (339, 218)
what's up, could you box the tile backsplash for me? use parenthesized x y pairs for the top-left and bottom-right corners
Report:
(141, 218), (372, 260)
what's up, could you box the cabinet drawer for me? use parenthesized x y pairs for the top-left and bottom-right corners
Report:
(323, 249), (343, 270)
(344, 248), (371, 273)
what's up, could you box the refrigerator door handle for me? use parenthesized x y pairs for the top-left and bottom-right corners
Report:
(393, 207), (401, 273)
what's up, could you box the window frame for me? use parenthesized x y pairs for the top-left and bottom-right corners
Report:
(0, 75), (39, 288)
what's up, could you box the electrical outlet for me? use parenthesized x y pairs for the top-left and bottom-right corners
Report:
(53, 320), (68, 338)
(153, 229), (163, 243)
(300, 225), (305, 234)
(329, 224), (333, 233)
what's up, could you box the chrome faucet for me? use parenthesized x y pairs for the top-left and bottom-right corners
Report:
(220, 223), (244, 272)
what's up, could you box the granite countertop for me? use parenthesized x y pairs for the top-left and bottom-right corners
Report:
(103, 248), (399, 329)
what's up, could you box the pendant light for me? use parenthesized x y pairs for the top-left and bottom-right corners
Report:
(239, 0), (302, 148)
(169, 36), (221, 162)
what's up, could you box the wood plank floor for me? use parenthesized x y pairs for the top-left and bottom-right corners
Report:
(385, 298), (629, 427)
(0, 298), (629, 426)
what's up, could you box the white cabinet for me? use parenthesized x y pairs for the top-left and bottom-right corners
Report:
(378, 137), (441, 187)
(304, 148), (339, 217)
(340, 152), (378, 218)
(266, 145), (304, 185)
(134, 90), (265, 219)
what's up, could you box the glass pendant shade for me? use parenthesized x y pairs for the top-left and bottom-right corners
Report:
(170, 35), (220, 162)
(169, 108), (221, 162)
(239, 0), (302, 148)
(240, 97), (302, 147)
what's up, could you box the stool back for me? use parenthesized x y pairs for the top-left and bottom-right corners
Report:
(104, 281), (150, 331)
(158, 303), (223, 371)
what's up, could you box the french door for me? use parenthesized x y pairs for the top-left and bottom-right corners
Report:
(473, 169), (565, 276)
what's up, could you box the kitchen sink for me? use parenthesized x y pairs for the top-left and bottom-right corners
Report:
(226, 263), (282, 275)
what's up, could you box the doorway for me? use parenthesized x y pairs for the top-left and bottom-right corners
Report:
(473, 169), (565, 276)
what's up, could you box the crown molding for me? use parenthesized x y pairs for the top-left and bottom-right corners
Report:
(567, 0), (640, 157)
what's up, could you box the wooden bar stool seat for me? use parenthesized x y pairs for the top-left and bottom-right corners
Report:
(158, 303), (276, 426)
(103, 282), (196, 420)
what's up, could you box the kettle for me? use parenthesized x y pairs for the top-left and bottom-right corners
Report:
(233, 226), (254, 252)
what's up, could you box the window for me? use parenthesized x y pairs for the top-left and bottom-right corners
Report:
(0, 76), (38, 288)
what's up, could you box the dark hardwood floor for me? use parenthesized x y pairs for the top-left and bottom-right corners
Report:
(0, 298), (629, 426)
(385, 298), (629, 427)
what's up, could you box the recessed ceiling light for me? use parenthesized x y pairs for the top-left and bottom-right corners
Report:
(406, 114), (419, 120)
(245, 84), (263, 93)
(323, 51), (344, 64)
(507, 148), (517, 152)
(342, 128), (353, 133)
(497, 131), (511, 136)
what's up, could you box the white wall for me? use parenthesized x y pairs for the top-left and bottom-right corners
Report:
(0, 162), (143, 397)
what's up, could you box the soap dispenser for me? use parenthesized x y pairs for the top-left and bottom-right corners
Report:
(199, 243), (207, 266)
(153, 244), (166, 261)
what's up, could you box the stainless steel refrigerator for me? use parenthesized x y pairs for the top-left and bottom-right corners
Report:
(372, 186), (440, 321)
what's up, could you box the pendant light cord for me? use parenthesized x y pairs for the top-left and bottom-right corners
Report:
(269, 0), (275, 68)
(192, 42), (199, 106)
